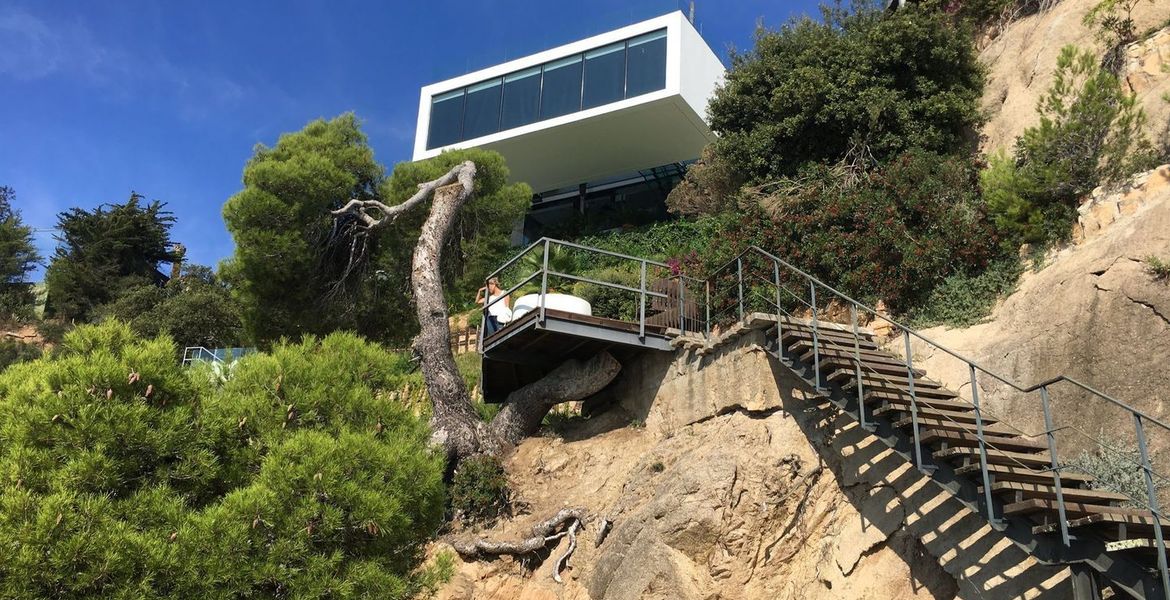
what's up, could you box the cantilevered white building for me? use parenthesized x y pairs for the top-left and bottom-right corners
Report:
(412, 11), (725, 239)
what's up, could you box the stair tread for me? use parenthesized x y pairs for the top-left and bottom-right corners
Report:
(983, 481), (1131, 503)
(933, 446), (1052, 467)
(893, 416), (1011, 435)
(862, 383), (958, 399)
(779, 324), (878, 347)
(875, 404), (984, 423)
(818, 355), (927, 377)
(797, 346), (922, 372)
(1034, 512), (1170, 535)
(1006, 498), (1154, 519)
(919, 429), (1048, 453)
(955, 463), (1095, 486)
(866, 393), (972, 411)
(837, 370), (951, 392)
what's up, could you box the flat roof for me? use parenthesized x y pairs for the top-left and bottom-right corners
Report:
(412, 11), (724, 192)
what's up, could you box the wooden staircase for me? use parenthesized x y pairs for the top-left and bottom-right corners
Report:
(765, 314), (1169, 599)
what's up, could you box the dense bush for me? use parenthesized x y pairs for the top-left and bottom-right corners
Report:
(726, 151), (1002, 312)
(984, 45), (1158, 243)
(0, 322), (446, 598)
(449, 454), (510, 525)
(904, 259), (1023, 327)
(0, 187), (40, 323)
(706, 3), (984, 186)
(0, 338), (41, 372)
(100, 265), (244, 350)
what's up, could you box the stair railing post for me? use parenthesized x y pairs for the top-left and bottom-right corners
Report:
(810, 280), (823, 391)
(773, 260), (783, 360)
(678, 276), (686, 333)
(1133, 413), (1170, 598)
(705, 279), (711, 337)
(539, 239), (550, 325)
(1039, 386), (1070, 547)
(970, 365), (996, 524)
(480, 274), (490, 352)
(736, 257), (744, 324)
(638, 260), (647, 340)
(904, 330), (925, 470)
(850, 304), (866, 430)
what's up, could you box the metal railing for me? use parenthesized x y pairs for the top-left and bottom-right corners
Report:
(706, 246), (1170, 598)
(479, 238), (707, 350)
(181, 346), (255, 367)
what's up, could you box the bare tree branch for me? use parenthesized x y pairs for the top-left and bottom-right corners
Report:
(450, 508), (587, 560)
(331, 161), (473, 231)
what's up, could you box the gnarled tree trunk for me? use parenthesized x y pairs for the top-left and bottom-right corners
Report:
(332, 160), (620, 465)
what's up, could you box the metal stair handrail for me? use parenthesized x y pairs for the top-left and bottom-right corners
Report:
(709, 245), (1170, 598)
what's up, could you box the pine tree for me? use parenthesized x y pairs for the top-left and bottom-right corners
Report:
(44, 192), (178, 321)
(0, 186), (41, 322)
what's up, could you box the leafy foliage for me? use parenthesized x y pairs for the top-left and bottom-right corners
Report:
(44, 193), (177, 322)
(1084, 0), (1153, 70)
(1069, 444), (1166, 507)
(706, 3), (984, 185)
(0, 322), (446, 598)
(984, 45), (1158, 243)
(0, 338), (41, 372)
(726, 151), (1002, 312)
(449, 454), (510, 525)
(904, 258), (1023, 327)
(0, 187), (41, 323)
(222, 115), (529, 346)
(1146, 255), (1170, 282)
(100, 265), (244, 349)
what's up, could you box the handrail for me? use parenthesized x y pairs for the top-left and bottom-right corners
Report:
(713, 246), (1170, 435)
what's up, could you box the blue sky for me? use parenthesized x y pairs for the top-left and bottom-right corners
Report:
(0, 0), (822, 279)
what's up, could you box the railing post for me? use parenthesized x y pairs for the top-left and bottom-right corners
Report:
(1133, 413), (1170, 597)
(1039, 386), (1070, 547)
(539, 239), (550, 325)
(736, 257), (744, 324)
(678, 276), (685, 333)
(638, 260), (647, 340)
(773, 260), (783, 360)
(970, 365), (997, 524)
(810, 281), (823, 391)
(705, 279), (711, 337)
(480, 274), (490, 351)
(904, 330), (925, 470)
(851, 304), (866, 430)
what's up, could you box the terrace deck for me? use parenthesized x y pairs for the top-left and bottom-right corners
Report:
(480, 308), (673, 403)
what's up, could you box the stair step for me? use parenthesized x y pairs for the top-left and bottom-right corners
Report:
(837, 370), (951, 392)
(1006, 498), (1153, 520)
(816, 354), (927, 378)
(893, 416), (1012, 436)
(982, 482), (1130, 504)
(955, 463), (1096, 487)
(795, 345), (920, 372)
(880, 404), (989, 423)
(865, 393), (971, 412)
(919, 429), (1049, 453)
(933, 446), (1052, 468)
(1034, 512), (1170, 536)
(779, 324), (878, 349)
(861, 383), (958, 400)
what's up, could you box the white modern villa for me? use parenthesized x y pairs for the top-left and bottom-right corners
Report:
(412, 11), (725, 240)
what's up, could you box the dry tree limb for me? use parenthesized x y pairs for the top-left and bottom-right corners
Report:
(552, 518), (581, 583)
(451, 507), (587, 564)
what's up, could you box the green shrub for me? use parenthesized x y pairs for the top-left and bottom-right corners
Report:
(726, 151), (1002, 313)
(986, 45), (1158, 244)
(0, 321), (446, 598)
(904, 258), (1023, 328)
(1146, 255), (1170, 282)
(706, 3), (984, 184)
(449, 454), (510, 525)
(0, 338), (41, 371)
(1068, 444), (1165, 507)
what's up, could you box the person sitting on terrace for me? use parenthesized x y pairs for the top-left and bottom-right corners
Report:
(476, 277), (512, 335)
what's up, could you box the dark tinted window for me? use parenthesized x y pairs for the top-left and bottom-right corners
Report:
(463, 78), (502, 140)
(539, 55), (583, 120)
(626, 30), (667, 98)
(427, 90), (464, 149)
(583, 42), (626, 109)
(501, 67), (541, 130)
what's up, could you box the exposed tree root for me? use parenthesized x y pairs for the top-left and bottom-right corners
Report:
(451, 508), (587, 582)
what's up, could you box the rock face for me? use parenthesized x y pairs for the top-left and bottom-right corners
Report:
(907, 166), (1170, 458)
(978, 0), (1169, 153)
(433, 330), (1071, 599)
